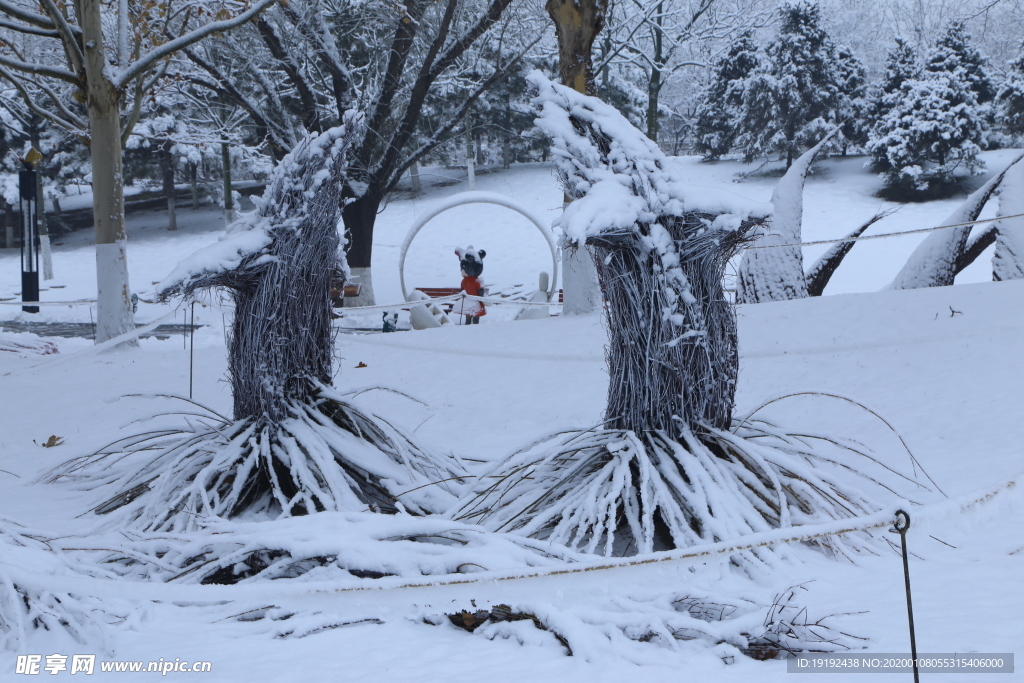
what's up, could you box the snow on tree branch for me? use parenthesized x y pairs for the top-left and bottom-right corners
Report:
(113, 0), (279, 90)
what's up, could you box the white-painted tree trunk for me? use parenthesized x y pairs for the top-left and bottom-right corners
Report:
(889, 153), (1024, 290)
(466, 118), (476, 191)
(994, 160), (1024, 281)
(39, 235), (54, 280)
(35, 169), (53, 280)
(410, 161), (422, 194)
(82, 0), (135, 344)
(346, 266), (376, 308)
(560, 240), (601, 315)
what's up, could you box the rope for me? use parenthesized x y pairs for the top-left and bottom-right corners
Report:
(336, 292), (559, 313)
(4, 471), (1015, 601)
(744, 211), (1024, 251)
(304, 472), (1019, 594)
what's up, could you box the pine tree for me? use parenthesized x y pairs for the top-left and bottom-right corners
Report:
(880, 38), (921, 96)
(866, 38), (920, 129)
(866, 70), (986, 194)
(835, 45), (869, 153)
(736, 2), (844, 167)
(925, 20), (995, 105)
(693, 31), (760, 160)
(997, 53), (1024, 139)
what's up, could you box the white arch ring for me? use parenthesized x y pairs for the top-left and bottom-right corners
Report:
(398, 190), (559, 302)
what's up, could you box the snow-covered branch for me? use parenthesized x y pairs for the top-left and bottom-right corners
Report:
(0, 52), (78, 84)
(0, 17), (60, 37)
(113, 0), (279, 89)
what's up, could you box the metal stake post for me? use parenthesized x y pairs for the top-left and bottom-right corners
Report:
(19, 167), (39, 313)
(893, 510), (920, 683)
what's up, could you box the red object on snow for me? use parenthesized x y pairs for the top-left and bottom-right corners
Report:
(460, 276), (486, 317)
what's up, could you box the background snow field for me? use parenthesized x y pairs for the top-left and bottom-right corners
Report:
(0, 157), (1021, 681)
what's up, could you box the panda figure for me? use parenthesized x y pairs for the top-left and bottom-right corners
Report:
(455, 246), (486, 325)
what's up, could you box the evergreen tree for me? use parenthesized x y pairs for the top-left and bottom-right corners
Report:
(997, 53), (1024, 139)
(866, 70), (986, 194)
(866, 38), (920, 128)
(735, 2), (844, 167)
(835, 45), (869, 153)
(693, 31), (760, 160)
(880, 38), (921, 96)
(925, 20), (995, 105)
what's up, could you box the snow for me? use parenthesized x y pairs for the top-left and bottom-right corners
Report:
(736, 129), (838, 303)
(994, 159), (1024, 280)
(1, 155), (1023, 680)
(888, 153), (1024, 290)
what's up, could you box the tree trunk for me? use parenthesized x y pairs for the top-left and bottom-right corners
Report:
(222, 141), (234, 225)
(591, 218), (741, 436)
(82, 0), (135, 344)
(645, 2), (663, 143)
(465, 116), (476, 191)
(3, 202), (12, 249)
(162, 141), (177, 231)
(547, 0), (608, 314)
(341, 192), (382, 307)
(230, 202), (338, 422)
(189, 162), (200, 209)
(546, 0), (608, 95)
(409, 160), (422, 194)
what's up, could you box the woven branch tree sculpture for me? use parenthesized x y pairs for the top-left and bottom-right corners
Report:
(51, 119), (459, 531)
(452, 74), (917, 557)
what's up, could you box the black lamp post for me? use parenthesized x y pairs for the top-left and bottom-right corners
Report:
(19, 165), (39, 314)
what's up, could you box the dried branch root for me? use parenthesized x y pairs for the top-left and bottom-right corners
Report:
(46, 393), (463, 532)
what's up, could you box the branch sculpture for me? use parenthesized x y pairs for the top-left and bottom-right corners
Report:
(49, 117), (461, 531)
(452, 74), (923, 557)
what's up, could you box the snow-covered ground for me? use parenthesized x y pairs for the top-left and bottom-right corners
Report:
(0, 156), (1021, 680)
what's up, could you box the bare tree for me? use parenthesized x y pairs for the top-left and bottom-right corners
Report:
(0, 0), (277, 341)
(183, 0), (539, 305)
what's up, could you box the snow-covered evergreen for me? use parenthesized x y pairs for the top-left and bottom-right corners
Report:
(693, 31), (760, 160)
(997, 53), (1024, 140)
(735, 2), (844, 166)
(924, 20), (996, 106)
(867, 71), (987, 193)
(834, 45), (870, 153)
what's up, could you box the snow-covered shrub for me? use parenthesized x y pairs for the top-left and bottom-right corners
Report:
(428, 584), (866, 662)
(452, 73), (915, 557)
(48, 117), (462, 531)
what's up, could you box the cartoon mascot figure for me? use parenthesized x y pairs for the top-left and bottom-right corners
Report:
(455, 246), (486, 325)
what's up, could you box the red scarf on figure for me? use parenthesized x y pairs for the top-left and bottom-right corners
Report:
(460, 276), (486, 317)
